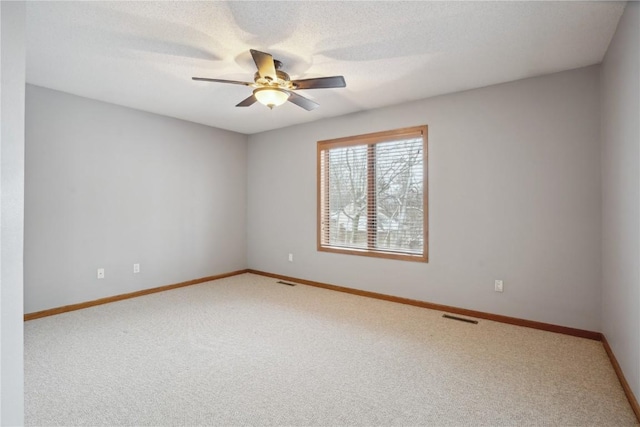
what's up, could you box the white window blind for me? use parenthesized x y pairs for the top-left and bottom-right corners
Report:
(318, 126), (428, 262)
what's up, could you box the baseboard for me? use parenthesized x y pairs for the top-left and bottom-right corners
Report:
(602, 335), (640, 422)
(24, 269), (249, 321)
(247, 269), (601, 340)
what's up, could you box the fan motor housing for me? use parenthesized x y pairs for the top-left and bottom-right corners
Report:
(254, 69), (292, 89)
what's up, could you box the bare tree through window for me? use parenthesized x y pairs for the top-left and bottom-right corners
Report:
(318, 126), (428, 262)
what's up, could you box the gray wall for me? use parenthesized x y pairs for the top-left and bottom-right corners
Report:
(248, 66), (602, 331)
(25, 85), (248, 313)
(0, 1), (25, 424)
(601, 2), (640, 401)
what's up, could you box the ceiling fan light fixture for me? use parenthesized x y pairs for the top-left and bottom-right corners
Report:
(254, 87), (290, 109)
(193, 49), (345, 111)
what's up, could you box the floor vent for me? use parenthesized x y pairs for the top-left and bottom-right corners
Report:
(443, 314), (478, 324)
(276, 281), (296, 287)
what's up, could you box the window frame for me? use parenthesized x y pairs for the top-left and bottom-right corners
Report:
(317, 125), (428, 263)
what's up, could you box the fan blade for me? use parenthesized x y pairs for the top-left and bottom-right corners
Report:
(192, 77), (252, 86)
(292, 76), (346, 90)
(287, 91), (319, 111)
(236, 94), (257, 107)
(250, 49), (277, 82)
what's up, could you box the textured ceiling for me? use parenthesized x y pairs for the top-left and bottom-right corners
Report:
(25, 1), (625, 135)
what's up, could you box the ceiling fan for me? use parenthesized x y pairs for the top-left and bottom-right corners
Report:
(192, 49), (346, 111)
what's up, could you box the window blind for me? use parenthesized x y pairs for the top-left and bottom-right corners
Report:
(318, 126), (428, 262)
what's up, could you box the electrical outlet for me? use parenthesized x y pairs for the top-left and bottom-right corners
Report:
(495, 280), (504, 292)
(288, 253), (293, 262)
(97, 268), (105, 279)
(133, 263), (140, 274)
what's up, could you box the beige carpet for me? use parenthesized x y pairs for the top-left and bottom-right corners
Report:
(24, 273), (638, 426)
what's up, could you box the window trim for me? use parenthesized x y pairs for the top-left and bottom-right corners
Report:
(317, 125), (428, 263)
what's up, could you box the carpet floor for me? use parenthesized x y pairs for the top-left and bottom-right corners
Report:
(25, 273), (638, 426)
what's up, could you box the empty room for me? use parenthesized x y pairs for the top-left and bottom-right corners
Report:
(1, 1), (639, 425)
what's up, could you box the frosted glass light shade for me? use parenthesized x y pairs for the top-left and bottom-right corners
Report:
(254, 87), (290, 108)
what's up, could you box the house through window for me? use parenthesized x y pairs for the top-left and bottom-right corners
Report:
(317, 125), (428, 262)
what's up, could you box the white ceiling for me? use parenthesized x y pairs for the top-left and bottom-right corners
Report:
(26, 1), (625, 135)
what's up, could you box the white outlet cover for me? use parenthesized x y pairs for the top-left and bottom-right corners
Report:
(495, 280), (504, 292)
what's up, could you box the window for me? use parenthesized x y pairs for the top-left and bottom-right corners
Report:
(317, 126), (428, 262)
